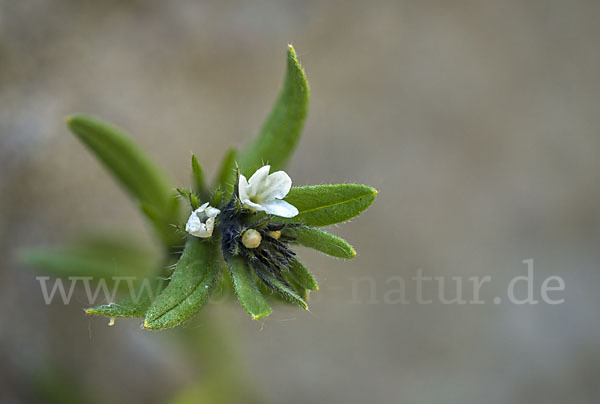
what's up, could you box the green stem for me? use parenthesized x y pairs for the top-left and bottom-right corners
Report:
(169, 309), (262, 404)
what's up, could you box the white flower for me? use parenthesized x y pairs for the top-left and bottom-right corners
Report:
(185, 202), (220, 238)
(238, 165), (299, 218)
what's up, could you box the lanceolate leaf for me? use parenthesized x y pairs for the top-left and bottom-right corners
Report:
(287, 259), (319, 291)
(213, 148), (237, 199)
(238, 45), (309, 176)
(139, 200), (182, 247)
(67, 115), (180, 244)
(286, 226), (356, 259)
(144, 238), (221, 329)
(19, 237), (157, 279)
(67, 115), (174, 215)
(86, 278), (166, 318)
(191, 154), (208, 200)
(225, 254), (271, 319)
(87, 297), (150, 319)
(254, 269), (308, 309)
(284, 273), (310, 301)
(281, 184), (377, 226)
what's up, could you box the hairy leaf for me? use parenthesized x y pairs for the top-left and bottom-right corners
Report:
(144, 238), (221, 329)
(281, 184), (377, 226)
(139, 200), (182, 247)
(284, 272), (310, 301)
(287, 259), (319, 291)
(192, 154), (208, 200)
(86, 278), (166, 318)
(225, 255), (271, 319)
(287, 226), (356, 259)
(67, 115), (174, 213)
(238, 45), (309, 176)
(20, 236), (157, 279)
(213, 148), (237, 199)
(255, 274), (307, 306)
(255, 269), (308, 309)
(67, 115), (179, 244)
(87, 297), (149, 319)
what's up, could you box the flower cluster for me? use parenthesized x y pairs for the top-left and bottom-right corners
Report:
(185, 165), (303, 296)
(185, 164), (297, 238)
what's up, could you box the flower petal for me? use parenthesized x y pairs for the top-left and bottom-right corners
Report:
(191, 223), (212, 238)
(205, 206), (221, 218)
(186, 203), (219, 238)
(205, 217), (216, 234)
(242, 199), (266, 212)
(260, 199), (299, 218)
(185, 212), (202, 233)
(246, 165), (271, 196)
(186, 213), (211, 237)
(256, 170), (292, 201)
(238, 174), (250, 202)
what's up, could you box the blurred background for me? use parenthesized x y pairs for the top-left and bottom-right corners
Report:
(2, 1), (600, 403)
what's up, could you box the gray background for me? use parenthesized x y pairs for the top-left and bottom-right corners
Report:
(1, 1), (600, 403)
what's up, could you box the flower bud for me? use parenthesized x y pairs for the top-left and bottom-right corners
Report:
(267, 230), (281, 240)
(242, 229), (262, 249)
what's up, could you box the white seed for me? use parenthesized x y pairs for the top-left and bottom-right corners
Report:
(242, 229), (262, 249)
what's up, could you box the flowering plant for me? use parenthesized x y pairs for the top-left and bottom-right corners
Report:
(24, 45), (376, 329)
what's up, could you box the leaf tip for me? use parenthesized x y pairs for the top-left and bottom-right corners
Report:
(351, 248), (357, 258)
(84, 306), (106, 316)
(65, 114), (88, 131)
(251, 308), (272, 320)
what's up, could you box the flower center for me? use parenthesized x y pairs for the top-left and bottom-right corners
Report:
(196, 211), (208, 222)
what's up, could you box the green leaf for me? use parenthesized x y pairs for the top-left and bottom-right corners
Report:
(287, 259), (319, 291)
(20, 236), (157, 279)
(213, 148), (237, 199)
(144, 238), (221, 329)
(225, 255), (271, 319)
(86, 297), (149, 318)
(85, 278), (165, 318)
(283, 273), (310, 301)
(254, 272), (305, 306)
(211, 187), (224, 208)
(238, 45), (309, 176)
(66, 115), (179, 243)
(192, 154), (208, 200)
(254, 269), (308, 309)
(138, 200), (183, 247)
(286, 226), (356, 259)
(67, 115), (174, 212)
(281, 184), (377, 226)
(176, 187), (200, 210)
